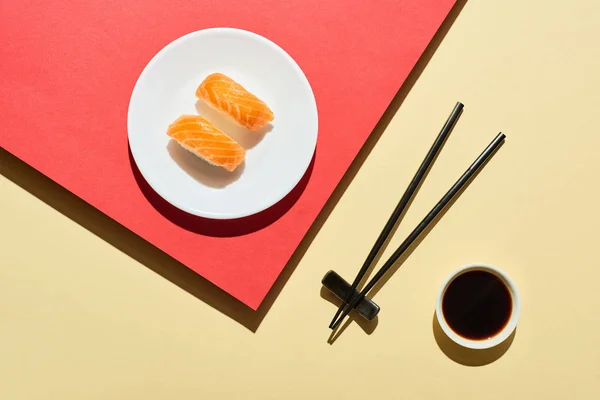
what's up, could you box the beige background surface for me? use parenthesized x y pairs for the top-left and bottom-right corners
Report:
(2, 0), (600, 398)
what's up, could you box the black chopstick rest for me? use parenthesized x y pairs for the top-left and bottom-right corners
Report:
(321, 270), (380, 320)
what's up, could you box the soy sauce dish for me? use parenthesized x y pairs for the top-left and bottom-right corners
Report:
(435, 263), (520, 350)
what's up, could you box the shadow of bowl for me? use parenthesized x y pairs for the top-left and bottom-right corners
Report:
(432, 312), (516, 366)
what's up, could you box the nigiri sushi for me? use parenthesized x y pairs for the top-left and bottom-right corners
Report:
(196, 73), (274, 131)
(167, 115), (245, 172)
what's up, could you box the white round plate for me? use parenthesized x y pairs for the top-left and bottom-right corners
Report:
(128, 28), (318, 219)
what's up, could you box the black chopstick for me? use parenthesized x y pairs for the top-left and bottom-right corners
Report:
(330, 132), (506, 330)
(328, 102), (464, 329)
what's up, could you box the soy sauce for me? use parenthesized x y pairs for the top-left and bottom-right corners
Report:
(442, 270), (512, 340)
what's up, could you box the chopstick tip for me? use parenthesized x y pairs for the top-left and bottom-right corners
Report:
(330, 319), (341, 330)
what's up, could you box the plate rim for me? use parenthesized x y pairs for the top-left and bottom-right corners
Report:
(127, 27), (318, 220)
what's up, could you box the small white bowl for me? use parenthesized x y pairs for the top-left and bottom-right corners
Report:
(435, 263), (520, 350)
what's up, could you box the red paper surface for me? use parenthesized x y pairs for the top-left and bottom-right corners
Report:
(1, 0), (456, 309)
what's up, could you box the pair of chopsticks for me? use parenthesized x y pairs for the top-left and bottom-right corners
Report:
(329, 102), (505, 330)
